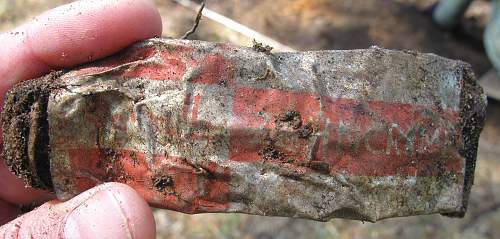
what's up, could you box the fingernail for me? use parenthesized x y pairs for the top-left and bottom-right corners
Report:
(63, 183), (155, 239)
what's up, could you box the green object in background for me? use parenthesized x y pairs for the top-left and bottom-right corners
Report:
(432, 0), (473, 29)
(485, 0), (500, 71)
(434, 0), (500, 72)
(434, 0), (500, 99)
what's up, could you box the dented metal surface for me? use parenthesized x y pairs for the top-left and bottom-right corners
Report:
(2, 38), (486, 221)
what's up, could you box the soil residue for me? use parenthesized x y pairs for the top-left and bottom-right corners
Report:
(152, 175), (174, 192)
(258, 138), (285, 161)
(297, 122), (314, 138)
(275, 110), (316, 138)
(304, 161), (330, 174)
(259, 111), (321, 172)
(2, 71), (62, 191)
(275, 110), (302, 129)
(252, 39), (273, 54)
(443, 64), (487, 217)
(255, 68), (275, 81)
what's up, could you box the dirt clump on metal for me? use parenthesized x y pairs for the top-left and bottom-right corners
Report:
(1, 72), (61, 191)
(258, 138), (286, 161)
(275, 110), (302, 129)
(252, 39), (273, 54)
(152, 175), (174, 193)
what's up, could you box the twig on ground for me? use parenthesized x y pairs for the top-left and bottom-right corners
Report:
(181, 1), (205, 39)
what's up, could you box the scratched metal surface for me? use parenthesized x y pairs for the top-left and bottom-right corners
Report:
(35, 38), (484, 221)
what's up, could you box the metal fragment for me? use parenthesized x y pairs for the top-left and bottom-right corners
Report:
(2, 39), (487, 222)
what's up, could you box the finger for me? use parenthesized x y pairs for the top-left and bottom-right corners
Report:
(0, 0), (162, 206)
(0, 0), (162, 84)
(0, 160), (54, 207)
(0, 183), (156, 239)
(0, 199), (19, 226)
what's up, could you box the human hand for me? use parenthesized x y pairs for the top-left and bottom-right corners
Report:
(0, 0), (162, 238)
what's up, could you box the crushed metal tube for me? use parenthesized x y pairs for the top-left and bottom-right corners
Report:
(2, 38), (487, 222)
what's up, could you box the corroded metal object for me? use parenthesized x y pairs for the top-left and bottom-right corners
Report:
(2, 38), (486, 222)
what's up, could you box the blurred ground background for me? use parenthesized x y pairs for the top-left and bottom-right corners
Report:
(1, 0), (500, 238)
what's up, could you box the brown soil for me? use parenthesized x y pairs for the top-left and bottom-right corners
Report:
(275, 110), (302, 129)
(252, 40), (273, 54)
(297, 122), (314, 139)
(168, 0), (488, 77)
(152, 175), (174, 193)
(258, 139), (286, 161)
(1, 72), (62, 191)
(453, 63), (488, 217)
(306, 161), (331, 174)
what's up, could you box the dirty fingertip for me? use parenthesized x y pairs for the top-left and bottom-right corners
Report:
(63, 183), (155, 239)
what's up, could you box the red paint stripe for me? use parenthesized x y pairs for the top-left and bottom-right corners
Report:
(229, 87), (462, 176)
(191, 94), (201, 122)
(120, 58), (186, 81)
(67, 148), (230, 213)
(68, 47), (158, 77)
(190, 54), (235, 87)
(182, 93), (192, 121)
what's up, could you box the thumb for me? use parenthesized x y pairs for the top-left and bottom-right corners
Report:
(0, 183), (155, 239)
